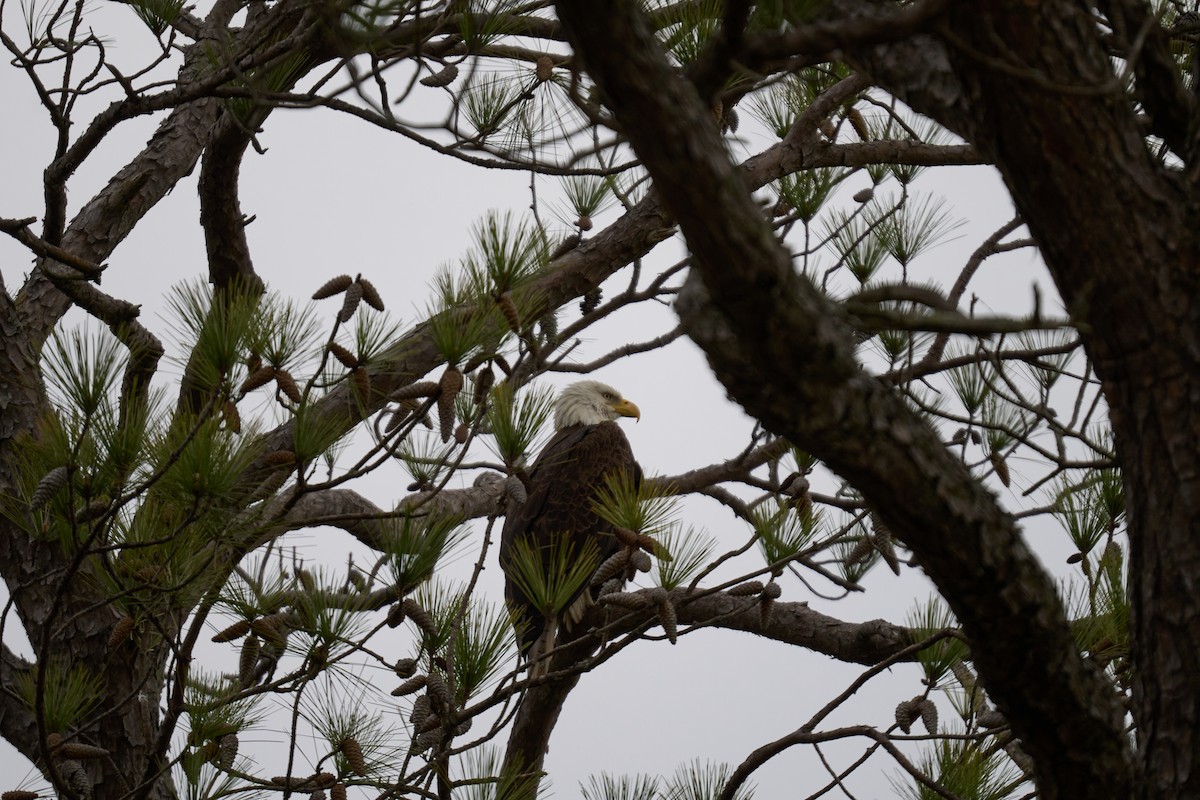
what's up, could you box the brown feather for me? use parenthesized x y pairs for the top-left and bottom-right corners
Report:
(499, 421), (641, 662)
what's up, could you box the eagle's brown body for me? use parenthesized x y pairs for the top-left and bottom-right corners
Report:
(499, 385), (641, 671)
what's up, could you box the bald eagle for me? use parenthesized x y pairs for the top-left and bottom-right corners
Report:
(499, 380), (641, 677)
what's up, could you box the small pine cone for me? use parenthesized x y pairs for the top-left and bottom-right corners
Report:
(58, 743), (109, 760)
(425, 671), (451, 711)
(392, 674), (428, 697)
(357, 277), (385, 311)
(628, 550), (652, 573)
(472, 366), (495, 406)
(420, 63), (459, 87)
(221, 400), (241, 433)
(416, 712), (443, 733)
(728, 581), (764, 597)
(637, 533), (671, 561)
(853, 187), (874, 204)
(535, 55), (553, 82)
(917, 698), (939, 734)
(74, 498), (109, 523)
(239, 365), (277, 395)
(410, 729), (441, 755)
(846, 537), (874, 565)
(597, 578), (623, 597)
(969, 430), (982, 445)
(352, 367), (371, 403)
(599, 592), (649, 610)
(497, 292), (521, 333)
(250, 617), (285, 644)
(263, 450), (297, 466)
(402, 599), (439, 642)
(391, 381), (439, 400)
(591, 549), (632, 587)
(504, 475), (528, 506)
(58, 760), (91, 800)
(576, 215), (593, 231)
(311, 792), (326, 800)
(759, 595), (776, 628)
(32, 466), (68, 509)
(107, 616), (135, 649)
(875, 535), (901, 576)
(454, 423), (469, 444)
(655, 594), (678, 645)
(612, 527), (639, 547)
(539, 311), (559, 346)
(331, 785), (347, 800)
(239, 635), (261, 686)
(217, 734), (238, 769)
(990, 451), (1011, 487)
(246, 352), (263, 373)
(579, 288), (602, 316)
(3, 791), (39, 800)
(386, 602), (406, 628)
(312, 275), (354, 300)
(452, 717), (472, 736)
(762, 580), (782, 600)
(328, 343), (358, 369)
(341, 737), (367, 776)
(549, 232), (581, 260)
(846, 107), (871, 141)
(338, 281), (364, 323)
(275, 370), (302, 404)
(314, 775), (337, 790)
(394, 658), (418, 678)
(409, 694), (432, 726)
(437, 366), (463, 442)
(894, 699), (919, 734)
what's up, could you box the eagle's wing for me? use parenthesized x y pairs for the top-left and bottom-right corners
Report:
(499, 421), (640, 654)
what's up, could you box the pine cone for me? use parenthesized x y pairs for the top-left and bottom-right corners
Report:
(357, 277), (385, 311)
(340, 737), (367, 776)
(31, 466), (68, 509)
(312, 275), (353, 300)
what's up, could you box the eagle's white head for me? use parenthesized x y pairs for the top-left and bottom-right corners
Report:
(554, 380), (641, 430)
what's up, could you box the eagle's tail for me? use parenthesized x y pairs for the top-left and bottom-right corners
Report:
(527, 616), (558, 679)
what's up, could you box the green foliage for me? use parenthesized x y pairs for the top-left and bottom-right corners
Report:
(16, 662), (104, 733)
(661, 760), (753, 800)
(484, 382), (555, 469)
(464, 211), (549, 294)
(305, 683), (392, 778)
(124, 0), (186, 35)
(562, 174), (616, 218)
(463, 73), (523, 139)
(906, 597), (970, 687)
(823, 206), (891, 285)
(581, 773), (660, 800)
(653, 525), (715, 590)
(456, 745), (545, 800)
(881, 195), (963, 267)
(452, 598), (516, 704)
(893, 739), (1021, 800)
(753, 503), (821, 568)
(397, 433), (456, 490)
(776, 168), (843, 223)
(386, 512), (468, 590)
(166, 280), (262, 393)
(1017, 328), (1077, 391)
(44, 326), (124, 417)
(292, 402), (350, 463)
(653, 0), (721, 65)
(1054, 478), (1111, 557)
(593, 472), (678, 535)
(426, 266), (497, 366)
(504, 534), (601, 616)
(947, 357), (989, 418)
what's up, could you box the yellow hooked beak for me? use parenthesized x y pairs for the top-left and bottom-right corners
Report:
(612, 398), (641, 421)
